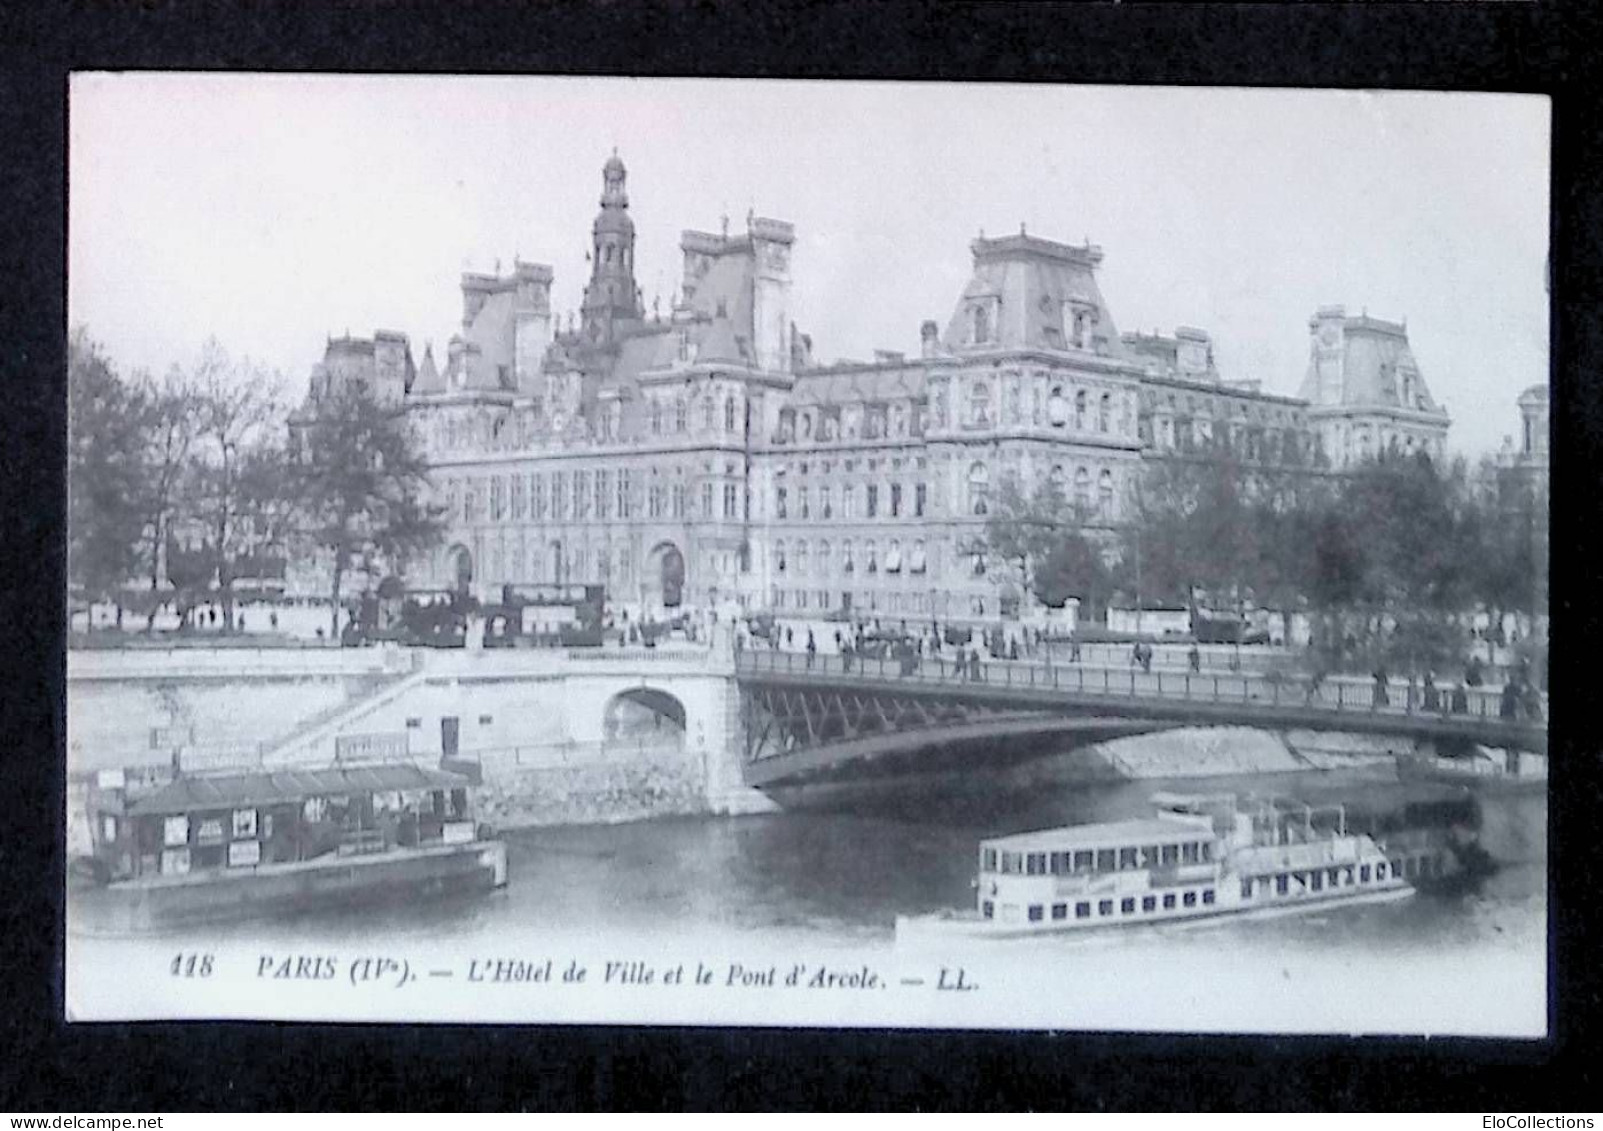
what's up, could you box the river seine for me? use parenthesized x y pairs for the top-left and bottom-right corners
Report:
(69, 763), (1547, 1034)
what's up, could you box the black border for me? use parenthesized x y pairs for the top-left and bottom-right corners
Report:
(3, 0), (1600, 1111)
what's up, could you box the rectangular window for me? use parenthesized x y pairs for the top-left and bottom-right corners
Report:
(1075, 902), (1091, 920)
(1276, 874), (1290, 895)
(1027, 904), (1043, 922)
(1183, 891), (1197, 907)
(1098, 899), (1113, 917)
(1026, 853), (1046, 876)
(1072, 850), (1094, 871)
(575, 471), (591, 518)
(981, 848), (997, 872)
(702, 482), (714, 518)
(1360, 864), (1372, 883)
(843, 488), (857, 519)
(1161, 845), (1179, 866)
(1309, 871), (1324, 892)
(617, 471), (631, 518)
(820, 486), (833, 518)
(672, 483), (686, 518)
(1142, 895), (1157, 912)
(1202, 889), (1216, 905)
(1118, 847), (1139, 870)
(1120, 897), (1136, 914)
(553, 473), (568, 520)
(1162, 893), (1176, 910)
(1329, 868), (1343, 888)
(595, 471), (611, 519)
(776, 487), (787, 519)
(890, 483), (903, 517)
(510, 475), (526, 520)
(798, 487), (809, 520)
(163, 815), (189, 848)
(405, 717), (421, 728)
(1051, 903), (1067, 921)
(227, 839), (261, 867)
(1181, 842), (1199, 864)
(1376, 862), (1388, 880)
(1241, 879), (1254, 899)
(915, 482), (927, 517)
(866, 484), (878, 517)
(532, 475), (547, 519)
(1344, 867), (1355, 886)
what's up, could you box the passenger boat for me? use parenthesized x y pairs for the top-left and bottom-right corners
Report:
(73, 759), (508, 933)
(896, 792), (1431, 942)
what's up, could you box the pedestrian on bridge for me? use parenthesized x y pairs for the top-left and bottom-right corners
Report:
(1009, 636), (1020, 661)
(954, 648), (968, 681)
(1189, 643), (1201, 673)
(806, 630), (817, 669)
(1372, 665), (1391, 710)
(1522, 682), (1543, 722)
(1070, 636), (1082, 663)
(841, 640), (855, 673)
(1450, 683), (1469, 714)
(1422, 671), (1440, 713)
(969, 647), (984, 682)
(1500, 681), (1520, 720)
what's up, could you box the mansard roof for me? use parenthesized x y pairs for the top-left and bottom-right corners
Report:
(1299, 309), (1445, 414)
(944, 231), (1125, 356)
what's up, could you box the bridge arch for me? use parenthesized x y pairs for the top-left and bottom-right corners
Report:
(603, 686), (688, 747)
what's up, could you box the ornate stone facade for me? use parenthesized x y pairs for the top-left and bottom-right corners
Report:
(297, 155), (1453, 622)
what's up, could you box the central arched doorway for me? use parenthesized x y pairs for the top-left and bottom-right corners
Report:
(644, 541), (685, 611)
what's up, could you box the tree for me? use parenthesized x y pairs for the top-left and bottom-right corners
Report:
(186, 340), (285, 631)
(134, 364), (201, 628)
(67, 328), (149, 626)
(983, 473), (1112, 617)
(289, 382), (448, 640)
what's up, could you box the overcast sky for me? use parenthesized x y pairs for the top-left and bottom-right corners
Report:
(68, 75), (1548, 456)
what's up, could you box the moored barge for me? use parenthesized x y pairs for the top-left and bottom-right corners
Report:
(75, 759), (507, 933)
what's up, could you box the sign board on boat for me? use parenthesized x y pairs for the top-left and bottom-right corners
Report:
(149, 725), (195, 750)
(334, 732), (409, 762)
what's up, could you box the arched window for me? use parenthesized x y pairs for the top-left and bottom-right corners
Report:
(969, 381), (991, 427)
(886, 540), (902, 574)
(651, 401), (662, 435)
(796, 543), (809, 576)
(866, 540), (879, 574)
(702, 396), (715, 431)
(1074, 467), (1091, 511)
(972, 304), (990, 344)
(842, 539), (855, 573)
(1098, 393), (1111, 433)
(1049, 464), (1066, 500)
(675, 399), (688, 433)
(1075, 390), (1087, 430)
(775, 540), (787, 573)
(968, 462), (990, 516)
(817, 540), (831, 575)
(1098, 469), (1114, 518)
(910, 540), (927, 574)
(724, 397), (736, 431)
(1048, 386), (1068, 428)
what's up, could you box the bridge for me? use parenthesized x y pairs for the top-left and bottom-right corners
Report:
(735, 649), (1547, 788)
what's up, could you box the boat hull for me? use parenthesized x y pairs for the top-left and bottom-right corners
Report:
(72, 840), (509, 935)
(896, 882), (1414, 944)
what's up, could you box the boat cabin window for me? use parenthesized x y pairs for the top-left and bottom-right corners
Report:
(232, 808), (257, 839)
(163, 816), (189, 848)
(1162, 894), (1176, 910)
(1001, 852), (1022, 875)
(1075, 902), (1091, 920)
(1121, 897), (1136, 914)
(1028, 904), (1043, 922)
(1241, 878), (1254, 899)
(1095, 849), (1116, 872)
(1310, 871), (1324, 892)
(1118, 848), (1139, 869)
(1026, 853), (1047, 875)
(1203, 889), (1215, 905)
(1160, 845), (1179, 866)
(1142, 896), (1156, 912)
(1360, 864), (1372, 883)
(1275, 874), (1290, 895)
(1073, 850), (1094, 871)
(1183, 891), (1197, 907)
(1181, 842), (1199, 864)
(1098, 899), (1114, 916)
(1140, 846), (1160, 867)
(1052, 903), (1068, 920)
(982, 848), (998, 872)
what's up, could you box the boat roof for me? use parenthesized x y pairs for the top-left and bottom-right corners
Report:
(983, 816), (1213, 853)
(126, 763), (470, 817)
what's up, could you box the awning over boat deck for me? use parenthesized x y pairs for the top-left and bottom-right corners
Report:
(125, 764), (470, 817)
(983, 817), (1214, 853)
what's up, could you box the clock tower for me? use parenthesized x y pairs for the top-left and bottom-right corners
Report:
(578, 151), (644, 347)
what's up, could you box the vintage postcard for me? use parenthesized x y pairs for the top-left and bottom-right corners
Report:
(65, 76), (1549, 1033)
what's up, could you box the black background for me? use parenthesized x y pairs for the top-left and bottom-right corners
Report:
(1, 0), (1598, 1111)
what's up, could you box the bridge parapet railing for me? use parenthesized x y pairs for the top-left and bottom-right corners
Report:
(734, 650), (1545, 731)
